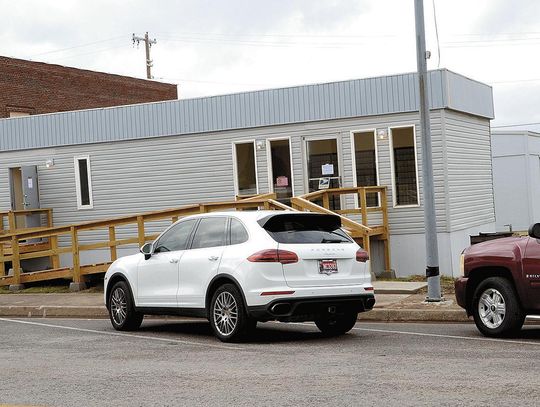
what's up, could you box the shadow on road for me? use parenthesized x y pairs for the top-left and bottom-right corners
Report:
(137, 319), (357, 344)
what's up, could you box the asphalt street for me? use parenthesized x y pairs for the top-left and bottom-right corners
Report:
(0, 318), (539, 407)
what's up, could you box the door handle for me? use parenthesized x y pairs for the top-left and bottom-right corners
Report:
(169, 258), (179, 263)
(208, 256), (219, 261)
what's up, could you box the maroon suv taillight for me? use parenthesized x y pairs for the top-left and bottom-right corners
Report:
(247, 249), (299, 264)
(356, 249), (369, 263)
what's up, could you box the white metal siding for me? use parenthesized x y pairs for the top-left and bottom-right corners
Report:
(445, 110), (495, 231)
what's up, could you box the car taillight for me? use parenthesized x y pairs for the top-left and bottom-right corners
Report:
(247, 249), (298, 264)
(356, 249), (369, 263)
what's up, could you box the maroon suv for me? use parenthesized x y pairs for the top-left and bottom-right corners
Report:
(455, 223), (540, 337)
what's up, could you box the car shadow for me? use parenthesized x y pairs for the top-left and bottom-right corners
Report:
(514, 325), (540, 340)
(137, 319), (356, 344)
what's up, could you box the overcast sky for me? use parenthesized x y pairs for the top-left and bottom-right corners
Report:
(2, 0), (540, 131)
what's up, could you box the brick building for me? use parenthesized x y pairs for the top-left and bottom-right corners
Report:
(0, 56), (177, 118)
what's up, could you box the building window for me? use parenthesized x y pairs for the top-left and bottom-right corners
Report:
(74, 155), (93, 209)
(390, 126), (419, 206)
(233, 142), (258, 196)
(353, 131), (379, 207)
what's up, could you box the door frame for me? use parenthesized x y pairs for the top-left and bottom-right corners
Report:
(265, 136), (295, 197)
(302, 135), (344, 194)
(231, 140), (259, 197)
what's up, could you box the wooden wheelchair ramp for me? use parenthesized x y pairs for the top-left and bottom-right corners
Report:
(0, 189), (390, 289)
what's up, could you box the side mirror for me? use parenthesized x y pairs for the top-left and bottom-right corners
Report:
(528, 223), (540, 239)
(140, 242), (154, 260)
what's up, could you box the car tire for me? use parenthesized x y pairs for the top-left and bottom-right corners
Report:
(108, 281), (144, 331)
(472, 277), (525, 338)
(209, 284), (252, 342)
(315, 310), (358, 336)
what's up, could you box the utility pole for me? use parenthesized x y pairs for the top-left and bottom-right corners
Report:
(414, 0), (442, 301)
(132, 32), (157, 79)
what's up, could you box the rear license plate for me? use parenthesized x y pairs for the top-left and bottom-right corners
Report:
(318, 259), (338, 275)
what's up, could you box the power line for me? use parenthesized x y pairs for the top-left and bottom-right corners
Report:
(30, 35), (126, 58)
(432, 0), (441, 68)
(491, 78), (540, 85)
(44, 44), (128, 62)
(159, 36), (365, 48)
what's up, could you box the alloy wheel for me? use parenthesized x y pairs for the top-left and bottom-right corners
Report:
(213, 291), (238, 336)
(111, 287), (128, 326)
(478, 288), (506, 329)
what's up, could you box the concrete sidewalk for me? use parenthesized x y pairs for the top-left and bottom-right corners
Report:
(0, 281), (471, 322)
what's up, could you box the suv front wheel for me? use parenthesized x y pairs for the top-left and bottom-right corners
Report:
(472, 277), (525, 337)
(108, 281), (144, 331)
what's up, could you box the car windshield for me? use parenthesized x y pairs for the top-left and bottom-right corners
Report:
(259, 214), (352, 244)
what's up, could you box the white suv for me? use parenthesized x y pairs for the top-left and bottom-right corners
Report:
(104, 211), (375, 342)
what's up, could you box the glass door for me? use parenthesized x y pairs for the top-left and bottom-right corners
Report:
(268, 139), (293, 204)
(306, 138), (341, 210)
(234, 142), (258, 197)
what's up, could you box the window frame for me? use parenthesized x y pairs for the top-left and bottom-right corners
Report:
(189, 216), (229, 250)
(228, 217), (250, 245)
(74, 155), (94, 210)
(232, 140), (259, 197)
(349, 129), (380, 208)
(154, 218), (198, 253)
(389, 125), (421, 208)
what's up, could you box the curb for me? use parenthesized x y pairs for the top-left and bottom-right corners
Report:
(0, 306), (108, 318)
(0, 305), (471, 322)
(361, 308), (471, 323)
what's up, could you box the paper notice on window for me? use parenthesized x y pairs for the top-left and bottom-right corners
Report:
(27, 178), (33, 189)
(318, 177), (330, 190)
(321, 163), (334, 176)
(276, 176), (288, 187)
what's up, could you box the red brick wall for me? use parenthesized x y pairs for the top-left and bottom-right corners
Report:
(0, 56), (178, 118)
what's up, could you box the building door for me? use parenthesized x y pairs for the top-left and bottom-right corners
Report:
(306, 138), (341, 210)
(9, 166), (41, 229)
(268, 139), (293, 204)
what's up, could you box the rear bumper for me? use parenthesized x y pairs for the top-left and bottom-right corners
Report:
(247, 294), (375, 322)
(454, 277), (468, 310)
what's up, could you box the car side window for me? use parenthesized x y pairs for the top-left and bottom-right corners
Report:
(154, 219), (197, 253)
(191, 217), (228, 249)
(230, 218), (249, 245)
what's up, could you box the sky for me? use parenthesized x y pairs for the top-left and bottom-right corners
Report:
(2, 0), (540, 131)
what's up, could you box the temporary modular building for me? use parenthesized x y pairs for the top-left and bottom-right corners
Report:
(492, 130), (540, 232)
(0, 69), (495, 277)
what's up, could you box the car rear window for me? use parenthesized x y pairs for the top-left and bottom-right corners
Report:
(259, 214), (352, 244)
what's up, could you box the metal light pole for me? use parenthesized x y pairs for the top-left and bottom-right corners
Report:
(414, 0), (442, 301)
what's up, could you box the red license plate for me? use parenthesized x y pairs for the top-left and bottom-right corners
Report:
(318, 259), (338, 275)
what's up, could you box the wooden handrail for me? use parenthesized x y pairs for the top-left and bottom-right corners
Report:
(0, 208), (53, 236)
(290, 197), (372, 234)
(292, 186), (391, 274)
(0, 195), (298, 287)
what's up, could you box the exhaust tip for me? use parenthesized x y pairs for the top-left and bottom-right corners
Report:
(270, 303), (292, 315)
(365, 297), (376, 309)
